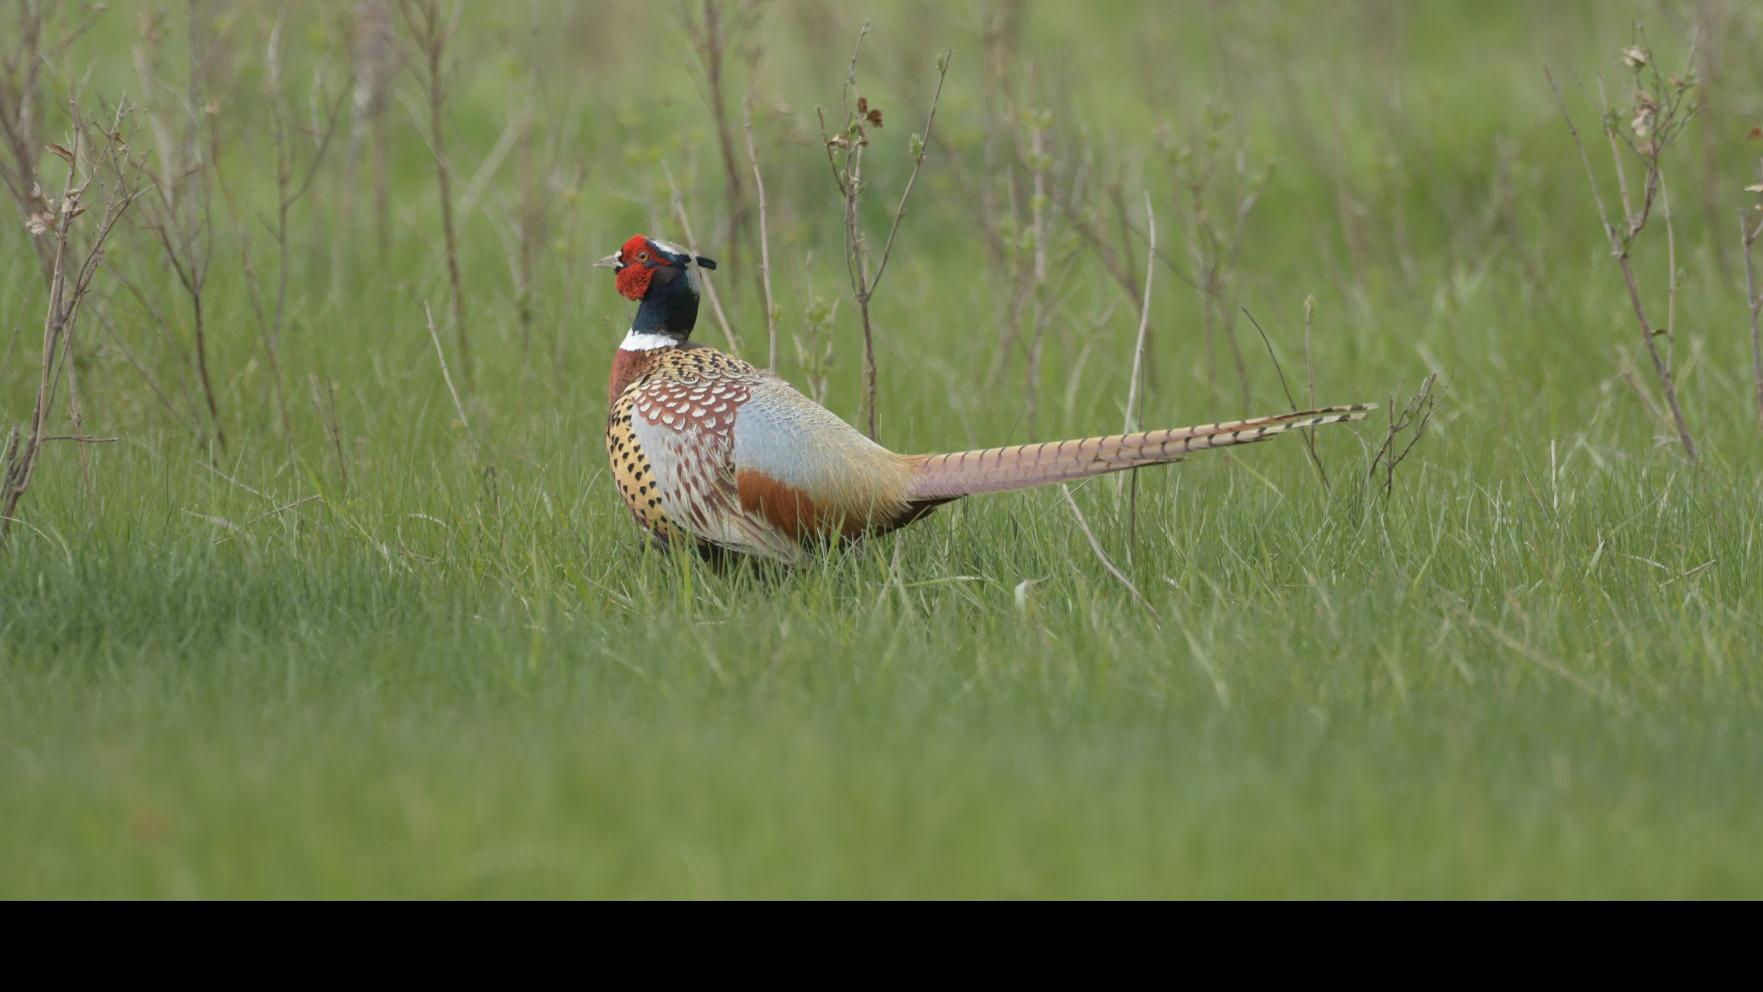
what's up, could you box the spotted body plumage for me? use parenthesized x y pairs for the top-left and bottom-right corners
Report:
(606, 347), (758, 548)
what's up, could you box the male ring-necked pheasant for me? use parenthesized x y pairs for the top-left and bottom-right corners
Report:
(599, 234), (1370, 565)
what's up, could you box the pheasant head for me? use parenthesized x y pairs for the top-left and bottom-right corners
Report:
(597, 235), (717, 344)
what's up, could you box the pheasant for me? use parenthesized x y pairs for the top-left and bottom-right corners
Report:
(598, 234), (1370, 566)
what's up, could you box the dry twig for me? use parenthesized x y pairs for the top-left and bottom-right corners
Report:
(816, 24), (952, 441)
(2, 2), (107, 284)
(1743, 169), (1763, 428)
(681, 0), (754, 284)
(743, 90), (777, 368)
(3, 102), (149, 541)
(213, 19), (350, 446)
(662, 161), (741, 355)
(133, 10), (227, 453)
(402, 0), (471, 388)
(309, 374), (351, 491)
(1366, 373), (1440, 497)
(1117, 192), (1156, 551)
(1546, 37), (1699, 460)
(347, 0), (396, 260)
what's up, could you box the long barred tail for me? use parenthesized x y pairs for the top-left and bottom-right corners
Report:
(904, 404), (1374, 500)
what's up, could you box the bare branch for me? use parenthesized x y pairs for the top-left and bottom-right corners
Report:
(867, 50), (952, 296)
(1597, 77), (1636, 230)
(1546, 51), (1698, 461)
(1118, 192), (1155, 551)
(742, 90), (777, 368)
(662, 161), (741, 355)
(1546, 67), (1618, 241)
(403, 0), (471, 389)
(680, 0), (749, 284)
(817, 27), (948, 442)
(1745, 207), (1763, 429)
(309, 374), (351, 491)
(4, 104), (148, 541)
(1366, 373), (1440, 497)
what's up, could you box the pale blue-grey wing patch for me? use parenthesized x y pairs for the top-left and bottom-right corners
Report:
(731, 379), (911, 522)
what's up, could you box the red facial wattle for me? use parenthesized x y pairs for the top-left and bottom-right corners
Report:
(616, 262), (655, 300)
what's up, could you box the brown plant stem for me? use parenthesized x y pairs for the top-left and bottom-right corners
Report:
(816, 26), (950, 442)
(1119, 192), (1155, 552)
(1367, 373), (1440, 497)
(687, 0), (746, 285)
(1743, 209), (1763, 429)
(743, 90), (777, 369)
(3, 105), (147, 541)
(1546, 65), (1697, 461)
(403, 0), (470, 389)
(662, 162), (741, 355)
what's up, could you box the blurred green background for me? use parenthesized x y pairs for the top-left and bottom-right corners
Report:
(2, 0), (1761, 898)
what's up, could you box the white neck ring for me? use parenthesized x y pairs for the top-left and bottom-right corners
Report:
(619, 330), (678, 352)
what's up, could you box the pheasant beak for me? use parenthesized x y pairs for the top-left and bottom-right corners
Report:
(594, 252), (623, 270)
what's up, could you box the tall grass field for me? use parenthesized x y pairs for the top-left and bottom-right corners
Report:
(3, 1), (1762, 897)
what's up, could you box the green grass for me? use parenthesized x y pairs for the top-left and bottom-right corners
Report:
(4, 1), (1763, 897)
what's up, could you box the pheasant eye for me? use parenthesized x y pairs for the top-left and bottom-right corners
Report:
(637, 250), (650, 262)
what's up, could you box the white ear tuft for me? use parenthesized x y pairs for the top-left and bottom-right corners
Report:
(650, 238), (691, 259)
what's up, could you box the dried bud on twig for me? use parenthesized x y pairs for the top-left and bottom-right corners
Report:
(24, 182), (55, 237)
(856, 96), (882, 128)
